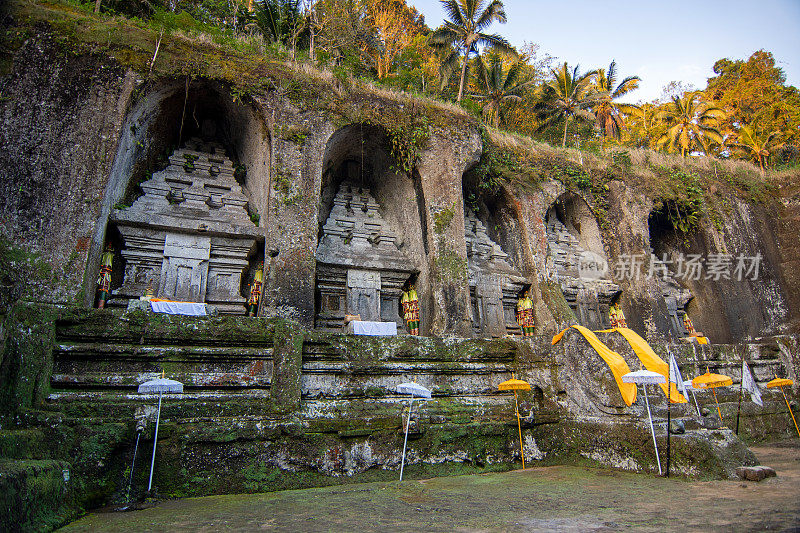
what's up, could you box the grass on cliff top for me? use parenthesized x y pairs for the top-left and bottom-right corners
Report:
(7, 0), (471, 129)
(476, 127), (800, 234)
(483, 127), (790, 197)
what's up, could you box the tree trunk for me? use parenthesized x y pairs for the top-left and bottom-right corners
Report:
(562, 117), (569, 148)
(457, 48), (469, 103)
(94, 0), (101, 13)
(309, 7), (316, 63)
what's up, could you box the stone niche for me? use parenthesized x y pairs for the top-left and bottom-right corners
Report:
(650, 249), (695, 337)
(110, 138), (260, 314)
(315, 182), (417, 331)
(464, 208), (527, 337)
(545, 197), (619, 329)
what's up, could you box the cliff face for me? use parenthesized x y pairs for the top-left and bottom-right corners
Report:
(0, 2), (796, 342)
(0, 32), (136, 306)
(1, 7), (799, 531)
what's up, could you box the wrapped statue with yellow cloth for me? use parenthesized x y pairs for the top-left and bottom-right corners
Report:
(683, 314), (696, 335)
(516, 291), (535, 336)
(401, 286), (420, 335)
(247, 262), (263, 317)
(96, 245), (114, 309)
(609, 302), (627, 329)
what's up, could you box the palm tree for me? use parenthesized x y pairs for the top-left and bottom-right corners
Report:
(256, 0), (302, 46)
(534, 62), (599, 148)
(429, 0), (513, 103)
(592, 61), (640, 147)
(729, 125), (784, 172)
(655, 92), (725, 157)
(619, 103), (661, 149)
(470, 53), (530, 128)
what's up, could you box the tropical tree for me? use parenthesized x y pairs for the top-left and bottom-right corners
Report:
(256, 0), (302, 47)
(592, 61), (640, 147)
(729, 125), (784, 172)
(620, 102), (663, 149)
(429, 0), (513, 103)
(362, 0), (424, 79)
(655, 92), (725, 156)
(534, 62), (599, 148)
(470, 53), (530, 128)
(707, 50), (800, 144)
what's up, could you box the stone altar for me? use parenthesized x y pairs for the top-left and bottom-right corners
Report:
(109, 138), (260, 314)
(464, 209), (527, 337)
(315, 182), (417, 331)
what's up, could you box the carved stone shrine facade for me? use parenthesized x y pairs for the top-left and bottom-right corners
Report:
(110, 139), (259, 314)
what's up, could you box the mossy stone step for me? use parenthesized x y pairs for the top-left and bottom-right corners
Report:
(0, 429), (47, 460)
(0, 459), (75, 532)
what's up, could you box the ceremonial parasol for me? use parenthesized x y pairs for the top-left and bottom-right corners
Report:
(692, 367), (732, 427)
(138, 375), (184, 494)
(396, 381), (432, 481)
(498, 375), (531, 470)
(766, 376), (800, 438)
(623, 369), (666, 475)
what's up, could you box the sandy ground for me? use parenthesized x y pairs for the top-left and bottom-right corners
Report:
(60, 439), (800, 532)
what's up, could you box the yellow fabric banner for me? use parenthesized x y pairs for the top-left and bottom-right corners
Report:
(606, 327), (688, 404)
(552, 325), (637, 406)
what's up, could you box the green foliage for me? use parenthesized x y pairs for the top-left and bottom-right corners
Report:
(434, 246), (467, 282)
(384, 115), (430, 174)
(279, 125), (310, 145)
(433, 204), (456, 234)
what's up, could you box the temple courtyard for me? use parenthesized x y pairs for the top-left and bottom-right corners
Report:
(60, 439), (799, 532)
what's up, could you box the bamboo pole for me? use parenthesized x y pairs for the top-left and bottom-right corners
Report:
(711, 387), (724, 426)
(514, 390), (525, 470)
(778, 385), (800, 438)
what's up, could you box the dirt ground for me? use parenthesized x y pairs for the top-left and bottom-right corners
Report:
(60, 439), (800, 532)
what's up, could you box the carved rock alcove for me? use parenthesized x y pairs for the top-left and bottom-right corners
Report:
(315, 182), (416, 331)
(545, 195), (619, 329)
(464, 208), (527, 337)
(110, 138), (259, 313)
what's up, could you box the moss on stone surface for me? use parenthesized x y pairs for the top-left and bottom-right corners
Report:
(538, 279), (577, 327)
(0, 302), (58, 422)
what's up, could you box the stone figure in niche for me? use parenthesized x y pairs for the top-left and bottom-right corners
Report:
(464, 208), (527, 337)
(649, 250), (695, 337)
(315, 182), (417, 331)
(544, 207), (619, 329)
(108, 138), (261, 314)
(95, 245), (114, 309)
(516, 290), (535, 336)
(247, 262), (263, 316)
(609, 302), (627, 328)
(401, 286), (420, 335)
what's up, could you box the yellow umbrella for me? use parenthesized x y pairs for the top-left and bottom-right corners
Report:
(499, 375), (531, 470)
(766, 376), (800, 438)
(692, 367), (732, 426)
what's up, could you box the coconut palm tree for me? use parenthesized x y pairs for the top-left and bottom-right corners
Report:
(619, 103), (662, 149)
(429, 0), (513, 103)
(729, 125), (784, 172)
(592, 61), (640, 147)
(534, 62), (599, 148)
(655, 92), (725, 157)
(470, 53), (530, 128)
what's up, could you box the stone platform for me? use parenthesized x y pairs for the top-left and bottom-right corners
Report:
(1, 303), (798, 531)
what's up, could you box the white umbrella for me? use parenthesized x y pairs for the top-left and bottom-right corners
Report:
(138, 377), (184, 494)
(396, 381), (432, 481)
(623, 369), (666, 475)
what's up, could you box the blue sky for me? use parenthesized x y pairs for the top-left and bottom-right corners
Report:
(409, 0), (800, 103)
